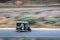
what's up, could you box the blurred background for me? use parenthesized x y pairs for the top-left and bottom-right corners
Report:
(0, 8), (60, 28)
(0, 0), (60, 7)
(0, 0), (60, 40)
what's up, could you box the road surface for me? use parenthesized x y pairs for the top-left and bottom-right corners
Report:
(0, 28), (60, 38)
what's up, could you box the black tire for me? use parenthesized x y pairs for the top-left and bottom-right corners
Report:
(28, 29), (31, 32)
(28, 27), (31, 32)
(16, 28), (20, 32)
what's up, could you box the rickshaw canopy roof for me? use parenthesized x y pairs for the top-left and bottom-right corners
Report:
(16, 21), (28, 24)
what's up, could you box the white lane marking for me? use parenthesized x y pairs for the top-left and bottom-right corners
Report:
(0, 28), (60, 30)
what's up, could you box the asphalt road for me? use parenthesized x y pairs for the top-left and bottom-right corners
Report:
(0, 28), (60, 38)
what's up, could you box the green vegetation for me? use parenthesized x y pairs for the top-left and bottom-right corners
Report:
(45, 16), (57, 24)
(54, 22), (60, 26)
(23, 15), (37, 24)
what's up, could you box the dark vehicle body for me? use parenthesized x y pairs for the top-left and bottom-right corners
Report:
(16, 21), (31, 32)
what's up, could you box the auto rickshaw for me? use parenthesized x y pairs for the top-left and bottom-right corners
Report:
(16, 21), (31, 32)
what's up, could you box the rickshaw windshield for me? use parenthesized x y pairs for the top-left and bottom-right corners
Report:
(16, 23), (21, 26)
